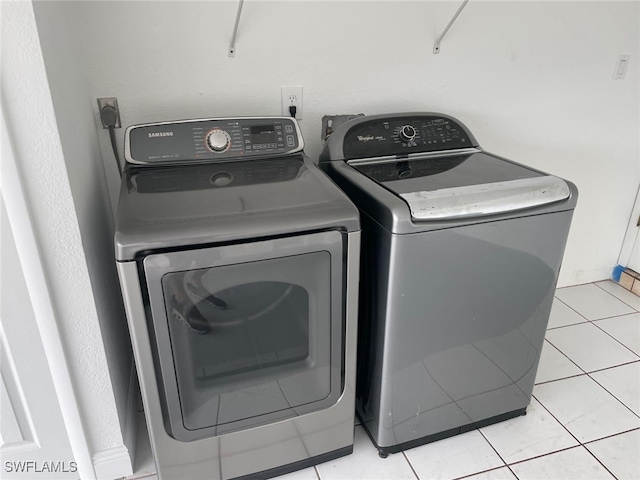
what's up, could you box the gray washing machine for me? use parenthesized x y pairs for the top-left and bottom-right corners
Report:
(114, 117), (360, 479)
(319, 112), (578, 455)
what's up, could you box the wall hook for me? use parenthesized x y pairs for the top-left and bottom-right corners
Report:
(433, 0), (469, 54)
(228, 0), (245, 57)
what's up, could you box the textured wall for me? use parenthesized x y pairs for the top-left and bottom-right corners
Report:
(1, 0), (126, 459)
(69, 0), (639, 287)
(32, 1), (135, 460)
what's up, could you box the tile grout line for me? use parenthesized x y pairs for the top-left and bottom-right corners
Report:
(505, 444), (582, 468)
(475, 428), (521, 479)
(589, 319), (640, 359)
(582, 443), (621, 480)
(555, 282), (638, 323)
(546, 320), (588, 331)
(587, 358), (640, 375)
(313, 465), (321, 480)
(517, 396), (620, 475)
(534, 371), (585, 387)
(582, 426), (640, 446)
(532, 378), (637, 477)
(531, 388), (586, 446)
(587, 370), (640, 420)
(553, 295), (592, 323)
(400, 451), (421, 480)
(452, 465), (519, 480)
(544, 337), (589, 376)
(594, 281), (640, 312)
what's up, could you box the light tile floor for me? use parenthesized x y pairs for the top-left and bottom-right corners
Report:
(129, 280), (640, 480)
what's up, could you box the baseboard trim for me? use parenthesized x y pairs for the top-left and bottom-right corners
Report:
(93, 445), (133, 480)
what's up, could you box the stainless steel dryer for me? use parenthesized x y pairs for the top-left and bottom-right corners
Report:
(319, 112), (578, 456)
(115, 117), (360, 479)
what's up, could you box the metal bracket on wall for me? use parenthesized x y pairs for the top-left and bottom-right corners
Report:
(228, 0), (245, 57)
(433, 0), (469, 54)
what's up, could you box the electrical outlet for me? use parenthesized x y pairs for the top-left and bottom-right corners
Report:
(97, 97), (121, 128)
(614, 55), (630, 80)
(281, 86), (303, 120)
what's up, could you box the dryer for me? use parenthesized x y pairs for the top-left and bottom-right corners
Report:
(115, 117), (360, 479)
(319, 112), (578, 456)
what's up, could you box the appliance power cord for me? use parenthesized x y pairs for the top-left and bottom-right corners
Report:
(100, 105), (123, 177)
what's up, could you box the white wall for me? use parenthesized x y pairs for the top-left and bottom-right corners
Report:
(31, 3), (136, 470)
(67, 0), (639, 287)
(2, 1), (133, 477)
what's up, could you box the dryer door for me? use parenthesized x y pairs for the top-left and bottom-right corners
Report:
(142, 230), (345, 442)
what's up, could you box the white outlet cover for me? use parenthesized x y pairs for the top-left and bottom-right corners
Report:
(281, 86), (303, 120)
(614, 55), (630, 80)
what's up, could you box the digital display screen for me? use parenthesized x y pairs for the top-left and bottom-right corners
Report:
(250, 125), (277, 144)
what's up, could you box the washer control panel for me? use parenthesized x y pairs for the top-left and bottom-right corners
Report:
(342, 115), (476, 160)
(125, 117), (303, 165)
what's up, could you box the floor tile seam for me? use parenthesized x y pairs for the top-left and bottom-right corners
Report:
(452, 464), (518, 480)
(582, 426), (640, 446)
(504, 444), (584, 468)
(557, 280), (602, 290)
(587, 359), (640, 375)
(400, 451), (420, 480)
(543, 338), (588, 375)
(530, 391), (584, 447)
(581, 440), (621, 480)
(586, 310), (639, 322)
(534, 371), (585, 386)
(313, 465), (320, 480)
(594, 281), (640, 312)
(478, 427), (509, 469)
(546, 320), (588, 331)
(535, 377), (640, 447)
(592, 311), (640, 324)
(589, 321), (640, 359)
(552, 296), (591, 322)
(587, 371), (640, 420)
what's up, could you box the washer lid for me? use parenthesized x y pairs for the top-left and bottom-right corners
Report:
(352, 152), (571, 220)
(401, 176), (571, 220)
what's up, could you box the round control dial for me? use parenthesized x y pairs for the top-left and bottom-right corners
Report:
(399, 125), (417, 143)
(206, 128), (231, 153)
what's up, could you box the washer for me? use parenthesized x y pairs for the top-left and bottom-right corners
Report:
(115, 117), (360, 479)
(319, 112), (578, 455)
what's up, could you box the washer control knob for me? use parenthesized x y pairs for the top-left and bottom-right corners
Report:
(399, 125), (417, 143)
(206, 129), (231, 152)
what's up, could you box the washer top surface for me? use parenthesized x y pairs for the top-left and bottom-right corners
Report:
(115, 117), (359, 261)
(320, 113), (574, 224)
(351, 151), (542, 194)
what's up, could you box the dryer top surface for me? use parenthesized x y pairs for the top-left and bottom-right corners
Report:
(114, 156), (359, 261)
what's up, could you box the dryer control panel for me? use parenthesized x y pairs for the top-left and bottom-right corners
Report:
(341, 115), (477, 160)
(125, 117), (303, 166)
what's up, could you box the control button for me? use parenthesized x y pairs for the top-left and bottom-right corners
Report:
(210, 172), (233, 187)
(285, 125), (294, 133)
(206, 129), (231, 153)
(286, 135), (295, 147)
(399, 125), (417, 142)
